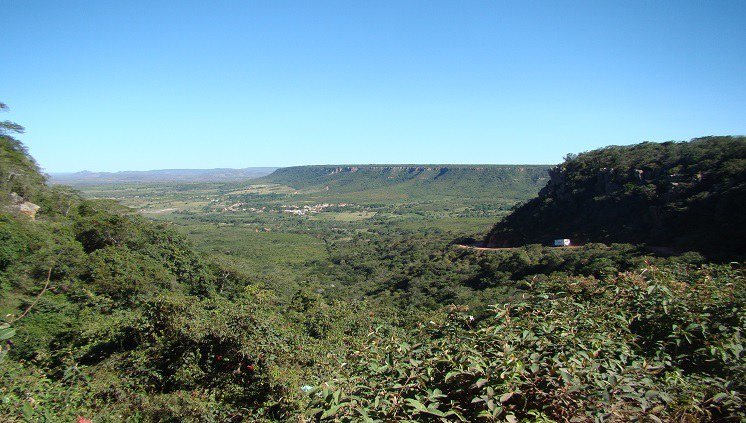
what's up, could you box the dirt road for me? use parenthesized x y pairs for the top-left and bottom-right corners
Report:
(454, 244), (582, 251)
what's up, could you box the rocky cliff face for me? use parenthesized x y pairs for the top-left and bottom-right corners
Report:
(486, 137), (746, 257)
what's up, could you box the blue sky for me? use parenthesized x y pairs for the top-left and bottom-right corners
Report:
(2, 1), (745, 172)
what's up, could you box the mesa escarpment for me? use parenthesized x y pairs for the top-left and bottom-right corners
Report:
(259, 164), (551, 201)
(486, 136), (746, 257)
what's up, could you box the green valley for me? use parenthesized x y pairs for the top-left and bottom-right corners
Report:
(4, 3), (745, 421)
(1, 104), (744, 422)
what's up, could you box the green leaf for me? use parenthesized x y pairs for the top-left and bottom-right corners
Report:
(712, 392), (729, 402)
(0, 326), (15, 340)
(425, 406), (446, 417)
(22, 402), (34, 419)
(357, 407), (373, 422)
(405, 398), (428, 413)
(320, 404), (341, 419)
(405, 398), (446, 417)
(473, 378), (488, 388)
(445, 370), (463, 382)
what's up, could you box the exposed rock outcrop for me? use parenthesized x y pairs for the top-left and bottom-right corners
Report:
(7, 192), (40, 220)
(485, 137), (746, 256)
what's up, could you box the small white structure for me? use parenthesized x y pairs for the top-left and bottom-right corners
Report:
(553, 238), (571, 247)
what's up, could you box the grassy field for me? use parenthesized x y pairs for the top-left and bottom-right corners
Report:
(173, 221), (328, 297)
(309, 210), (377, 221)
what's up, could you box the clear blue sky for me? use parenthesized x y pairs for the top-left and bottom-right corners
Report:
(2, 1), (745, 172)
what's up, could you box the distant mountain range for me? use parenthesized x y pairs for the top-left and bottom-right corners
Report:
(49, 167), (278, 185)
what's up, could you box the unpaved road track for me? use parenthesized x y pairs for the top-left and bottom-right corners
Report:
(454, 244), (582, 252)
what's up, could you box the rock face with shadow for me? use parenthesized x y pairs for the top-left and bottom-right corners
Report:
(485, 136), (746, 258)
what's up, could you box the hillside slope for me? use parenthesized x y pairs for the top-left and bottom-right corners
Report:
(260, 164), (550, 200)
(0, 105), (346, 420)
(486, 136), (746, 256)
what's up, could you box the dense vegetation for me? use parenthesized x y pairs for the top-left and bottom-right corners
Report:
(309, 263), (744, 422)
(1, 104), (743, 422)
(486, 137), (746, 257)
(1, 104), (382, 421)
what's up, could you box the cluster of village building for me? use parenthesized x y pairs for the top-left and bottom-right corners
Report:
(215, 201), (352, 216)
(281, 203), (348, 216)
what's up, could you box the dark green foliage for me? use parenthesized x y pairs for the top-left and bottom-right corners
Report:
(71, 290), (308, 420)
(308, 264), (745, 422)
(73, 203), (136, 253)
(0, 107), (45, 202)
(85, 246), (175, 303)
(0, 134), (47, 202)
(487, 137), (746, 257)
(0, 214), (32, 271)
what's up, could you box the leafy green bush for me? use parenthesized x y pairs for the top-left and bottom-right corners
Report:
(307, 263), (744, 422)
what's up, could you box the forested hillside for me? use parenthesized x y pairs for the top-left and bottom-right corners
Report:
(1, 104), (743, 422)
(0, 105), (378, 420)
(260, 165), (550, 201)
(486, 137), (746, 256)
